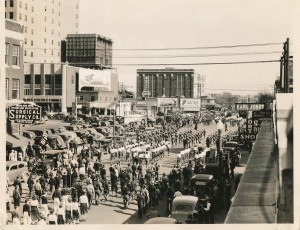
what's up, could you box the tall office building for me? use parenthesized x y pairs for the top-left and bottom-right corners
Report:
(193, 73), (206, 98)
(136, 68), (194, 99)
(61, 34), (113, 69)
(5, 0), (79, 63)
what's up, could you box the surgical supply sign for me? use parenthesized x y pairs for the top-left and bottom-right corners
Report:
(9, 104), (41, 124)
(79, 68), (112, 91)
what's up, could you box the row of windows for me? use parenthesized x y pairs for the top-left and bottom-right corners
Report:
(25, 74), (62, 85)
(24, 50), (60, 57)
(5, 0), (14, 7)
(5, 44), (20, 66)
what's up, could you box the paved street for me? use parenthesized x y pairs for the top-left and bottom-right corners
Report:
(7, 120), (250, 224)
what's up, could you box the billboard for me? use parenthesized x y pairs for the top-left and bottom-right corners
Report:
(157, 98), (179, 107)
(142, 75), (151, 97)
(180, 98), (201, 111)
(79, 68), (111, 91)
(8, 104), (41, 124)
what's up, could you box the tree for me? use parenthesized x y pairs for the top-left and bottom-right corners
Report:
(254, 92), (274, 103)
(214, 92), (239, 110)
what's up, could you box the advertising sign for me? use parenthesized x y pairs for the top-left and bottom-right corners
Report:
(235, 103), (266, 111)
(252, 110), (273, 119)
(9, 104), (41, 124)
(180, 98), (201, 111)
(157, 98), (178, 107)
(142, 76), (151, 97)
(239, 133), (257, 141)
(79, 68), (111, 91)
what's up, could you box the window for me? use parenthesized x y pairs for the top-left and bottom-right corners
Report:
(91, 96), (96, 102)
(58, 51), (60, 56)
(9, 12), (13, 19)
(18, 164), (24, 169)
(5, 12), (7, 18)
(10, 1), (13, 7)
(76, 14), (78, 19)
(45, 6), (47, 11)
(25, 14), (27, 21)
(44, 49), (46, 54)
(58, 11), (60, 16)
(31, 52), (33, 57)
(58, 41), (60, 46)
(31, 6), (34, 12)
(5, 79), (9, 99)
(71, 75), (75, 84)
(51, 40), (53, 45)
(25, 3), (27, 10)
(12, 45), (20, 66)
(34, 89), (41, 95)
(5, 43), (9, 64)
(44, 38), (46, 43)
(12, 79), (20, 99)
(52, 18), (54, 24)
(79, 96), (83, 101)
(35, 75), (41, 84)
(24, 38), (27, 45)
(11, 165), (18, 170)
(5, 1), (6, 7)
(58, 21), (60, 26)
(25, 75), (31, 85)
(52, 29), (53, 35)
(24, 26), (27, 33)
(31, 40), (33, 46)
(24, 50), (26, 56)
(19, 13), (21, 20)
(76, 3), (78, 9)
(52, 9), (54, 14)
(19, 1), (22, 8)
(31, 29), (33, 35)
(45, 75), (51, 84)
(31, 17), (34, 23)
(44, 27), (46, 32)
(51, 50), (53, 55)
(44, 16), (46, 22)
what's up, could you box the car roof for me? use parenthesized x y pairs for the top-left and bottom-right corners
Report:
(191, 174), (213, 181)
(7, 161), (27, 166)
(144, 217), (177, 224)
(173, 195), (198, 204)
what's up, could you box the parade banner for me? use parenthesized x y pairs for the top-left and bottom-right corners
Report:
(157, 98), (179, 107)
(79, 68), (112, 91)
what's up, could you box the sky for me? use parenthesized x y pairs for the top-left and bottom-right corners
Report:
(79, 0), (296, 96)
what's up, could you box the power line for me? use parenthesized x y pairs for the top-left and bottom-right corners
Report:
(111, 60), (280, 66)
(113, 51), (282, 59)
(112, 42), (283, 51)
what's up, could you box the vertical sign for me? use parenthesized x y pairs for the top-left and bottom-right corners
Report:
(142, 75), (151, 97)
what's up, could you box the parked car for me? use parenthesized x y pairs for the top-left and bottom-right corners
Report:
(191, 174), (215, 198)
(64, 125), (79, 132)
(22, 131), (36, 140)
(223, 141), (241, 166)
(47, 134), (66, 149)
(26, 128), (52, 141)
(170, 196), (198, 224)
(6, 161), (30, 185)
(144, 217), (178, 224)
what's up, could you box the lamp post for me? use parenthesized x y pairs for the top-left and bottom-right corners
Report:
(217, 120), (224, 176)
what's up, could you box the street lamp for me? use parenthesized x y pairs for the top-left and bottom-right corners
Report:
(217, 120), (224, 176)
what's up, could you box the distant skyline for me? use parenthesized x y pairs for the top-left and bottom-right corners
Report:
(80, 0), (295, 95)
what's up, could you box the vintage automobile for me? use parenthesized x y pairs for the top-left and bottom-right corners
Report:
(7, 161), (30, 185)
(222, 141), (241, 166)
(144, 217), (178, 224)
(170, 195), (198, 224)
(47, 134), (66, 149)
(191, 174), (215, 198)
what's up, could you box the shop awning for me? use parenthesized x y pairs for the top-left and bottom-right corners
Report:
(89, 102), (116, 109)
(6, 133), (34, 147)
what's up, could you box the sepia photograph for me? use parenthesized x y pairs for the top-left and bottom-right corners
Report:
(2, 0), (298, 227)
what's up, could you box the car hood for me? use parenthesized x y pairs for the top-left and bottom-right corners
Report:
(172, 212), (189, 224)
(223, 147), (235, 151)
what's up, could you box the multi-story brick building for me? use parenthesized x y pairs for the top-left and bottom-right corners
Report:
(5, 19), (24, 100)
(5, 0), (79, 63)
(136, 68), (194, 99)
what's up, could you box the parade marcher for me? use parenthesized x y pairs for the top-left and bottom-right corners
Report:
(12, 186), (21, 210)
(203, 195), (213, 224)
(23, 199), (31, 225)
(30, 196), (40, 223)
(166, 185), (174, 214)
(79, 191), (89, 222)
(27, 175), (35, 197)
(48, 209), (57, 225)
(13, 176), (22, 196)
(57, 203), (65, 225)
(40, 192), (48, 217)
(65, 198), (73, 224)
(86, 179), (95, 209)
(102, 178), (109, 201)
(52, 188), (61, 214)
(136, 193), (145, 218)
(72, 199), (80, 224)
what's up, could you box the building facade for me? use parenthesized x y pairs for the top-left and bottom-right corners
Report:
(193, 73), (206, 98)
(62, 34), (113, 69)
(136, 68), (194, 99)
(23, 63), (118, 114)
(5, 0), (79, 63)
(5, 19), (24, 100)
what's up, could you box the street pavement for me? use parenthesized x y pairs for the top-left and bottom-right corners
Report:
(7, 120), (249, 224)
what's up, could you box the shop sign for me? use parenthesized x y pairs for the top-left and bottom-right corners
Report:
(9, 104), (41, 124)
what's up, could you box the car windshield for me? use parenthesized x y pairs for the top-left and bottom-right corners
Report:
(175, 205), (193, 212)
(225, 143), (237, 148)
